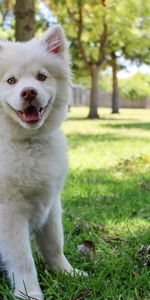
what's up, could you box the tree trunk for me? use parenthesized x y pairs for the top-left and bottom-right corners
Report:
(111, 52), (119, 114)
(15, 0), (35, 41)
(88, 64), (100, 119)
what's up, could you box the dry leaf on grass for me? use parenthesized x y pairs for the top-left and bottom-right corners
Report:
(78, 240), (96, 256)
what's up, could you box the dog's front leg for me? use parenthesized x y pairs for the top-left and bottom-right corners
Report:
(0, 206), (43, 300)
(36, 196), (73, 274)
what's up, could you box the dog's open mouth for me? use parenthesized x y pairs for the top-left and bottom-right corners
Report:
(16, 106), (46, 123)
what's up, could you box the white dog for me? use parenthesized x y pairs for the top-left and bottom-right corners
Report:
(0, 25), (79, 299)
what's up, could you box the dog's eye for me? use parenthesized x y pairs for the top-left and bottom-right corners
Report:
(37, 73), (47, 81)
(7, 77), (16, 85)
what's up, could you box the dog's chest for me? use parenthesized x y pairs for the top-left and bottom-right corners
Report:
(0, 134), (67, 224)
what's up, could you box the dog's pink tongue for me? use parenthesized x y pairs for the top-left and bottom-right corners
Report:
(18, 106), (41, 123)
(22, 112), (41, 122)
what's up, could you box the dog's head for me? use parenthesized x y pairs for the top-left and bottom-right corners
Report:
(0, 25), (71, 130)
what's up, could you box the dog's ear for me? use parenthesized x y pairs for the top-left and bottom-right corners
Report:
(40, 25), (67, 56)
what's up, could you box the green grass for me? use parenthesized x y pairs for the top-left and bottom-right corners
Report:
(1, 108), (150, 300)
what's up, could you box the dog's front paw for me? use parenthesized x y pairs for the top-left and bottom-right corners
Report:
(70, 268), (88, 277)
(60, 266), (88, 277)
(49, 254), (88, 277)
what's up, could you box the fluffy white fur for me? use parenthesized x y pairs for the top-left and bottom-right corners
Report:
(0, 25), (78, 300)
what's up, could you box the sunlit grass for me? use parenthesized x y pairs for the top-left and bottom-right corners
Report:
(63, 108), (150, 170)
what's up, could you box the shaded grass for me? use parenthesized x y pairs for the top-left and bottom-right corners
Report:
(1, 108), (150, 300)
(102, 121), (150, 131)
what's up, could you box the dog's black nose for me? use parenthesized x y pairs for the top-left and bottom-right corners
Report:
(21, 87), (38, 101)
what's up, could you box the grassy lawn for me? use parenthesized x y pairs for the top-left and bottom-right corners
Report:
(1, 108), (150, 300)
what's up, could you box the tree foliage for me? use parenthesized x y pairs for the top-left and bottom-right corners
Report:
(119, 73), (150, 101)
(50, 0), (109, 118)
(50, 0), (108, 66)
(49, 0), (150, 115)
(0, 0), (14, 40)
(122, 0), (150, 65)
(99, 72), (150, 101)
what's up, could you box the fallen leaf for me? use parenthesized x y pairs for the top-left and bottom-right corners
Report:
(78, 240), (96, 256)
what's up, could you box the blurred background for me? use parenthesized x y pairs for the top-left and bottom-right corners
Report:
(0, 0), (150, 118)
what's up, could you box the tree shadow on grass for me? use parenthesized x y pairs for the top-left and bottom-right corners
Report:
(101, 122), (150, 131)
(64, 167), (150, 224)
(67, 116), (139, 122)
(68, 132), (128, 144)
(67, 132), (150, 149)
